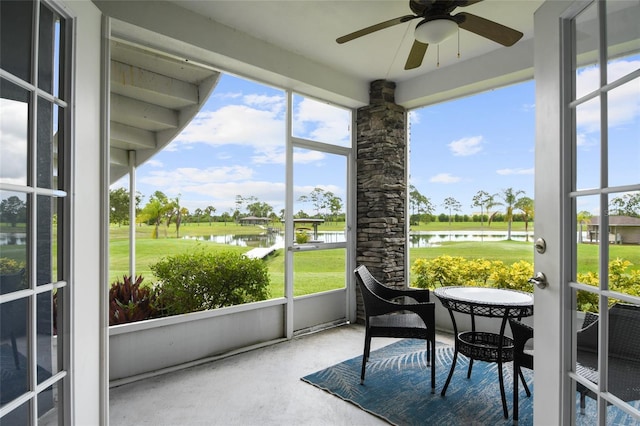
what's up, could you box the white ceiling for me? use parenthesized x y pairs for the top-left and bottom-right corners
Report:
(94, 0), (546, 183)
(166, 0), (543, 106)
(171, 0), (541, 84)
(96, 0), (544, 109)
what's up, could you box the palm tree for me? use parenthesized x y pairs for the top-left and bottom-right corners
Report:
(472, 190), (491, 231)
(485, 193), (502, 227)
(577, 210), (592, 243)
(499, 188), (525, 240)
(515, 196), (534, 242)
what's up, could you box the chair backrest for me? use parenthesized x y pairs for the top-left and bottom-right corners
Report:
(354, 265), (399, 301)
(354, 265), (397, 317)
(577, 303), (640, 361)
(609, 303), (640, 361)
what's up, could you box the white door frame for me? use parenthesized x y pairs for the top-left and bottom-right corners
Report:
(533, 1), (576, 424)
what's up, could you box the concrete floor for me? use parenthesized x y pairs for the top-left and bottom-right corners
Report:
(109, 324), (455, 426)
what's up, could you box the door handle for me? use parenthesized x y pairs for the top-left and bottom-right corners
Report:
(528, 272), (548, 289)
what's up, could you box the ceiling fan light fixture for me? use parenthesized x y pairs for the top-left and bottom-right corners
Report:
(414, 18), (458, 44)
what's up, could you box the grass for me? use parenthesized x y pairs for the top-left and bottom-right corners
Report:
(108, 223), (639, 297)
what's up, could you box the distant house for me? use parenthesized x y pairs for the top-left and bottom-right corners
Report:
(587, 216), (640, 244)
(239, 216), (271, 226)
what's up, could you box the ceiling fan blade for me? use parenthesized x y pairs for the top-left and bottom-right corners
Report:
(457, 0), (484, 7)
(455, 12), (523, 46)
(405, 40), (429, 70)
(336, 15), (419, 44)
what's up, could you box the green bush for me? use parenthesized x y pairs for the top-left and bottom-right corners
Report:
(295, 230), (310, 244)
(151, 250), (270, 315)
(411, 255), (525, 290)
(413, 255), (640, 313)
(576, 258), (640, 313)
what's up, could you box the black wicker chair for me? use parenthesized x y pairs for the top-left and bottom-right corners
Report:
(576, 303), (640, 413)
(509, 319), (533, 425)
(354, 265), (436, 392)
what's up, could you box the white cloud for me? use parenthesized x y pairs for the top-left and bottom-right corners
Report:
(429, 173), (462, 183)
(145, 159), (163, 167)
(576, 59), (640, 134)
(496, 168), (535, 176)
(0, 99), (28, 184)
(294, 97), (350, 145)
(448, 136), (484, 156)
(174, 104), (285, 150)
(139, 166), (255, 188)
(409, 110), (421, 125)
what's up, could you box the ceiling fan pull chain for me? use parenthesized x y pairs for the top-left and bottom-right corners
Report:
(437, 45), (440, 67)
(457, 28), (461, 59)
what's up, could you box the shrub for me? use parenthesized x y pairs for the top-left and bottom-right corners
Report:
(295, 230), (310, 244)
(0, 257), (24, 274)
(151, 250), (270, 315)
(412, 255), (533, 292)
(413, 255), (640, 313)
(576, 258), (640, 313)
(109, 275), (158, 325)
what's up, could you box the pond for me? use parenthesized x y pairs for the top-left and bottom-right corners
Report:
(183, 230), (532, 249)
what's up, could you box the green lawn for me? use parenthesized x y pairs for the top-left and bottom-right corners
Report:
(109, 223), (639, 295)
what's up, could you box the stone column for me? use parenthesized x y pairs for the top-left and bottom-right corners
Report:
(356, 80), (407, 321)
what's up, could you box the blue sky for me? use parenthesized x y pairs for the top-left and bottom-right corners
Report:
(112, 57), (639, 217)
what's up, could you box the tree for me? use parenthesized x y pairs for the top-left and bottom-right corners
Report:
(109, 188), (129, 226)
(193, 208), (203, 225)
(442, 197), (461, 227)
(499, 188), (525, 240)
(139, 191), (171, 239)
(409, 185), (434, 225)
(515, 196), (534, 242)
(246, 200), (273, 218)
(471, 190), (491, 231)
(485, 193), (501, 227)
(576, 210), (592, 243)
(0, 195), (27, 227)
(327, 194), (343, 223)
(204, 206), (216, 226)
(609, 192), (640, 218)
(109, 188), (142, 226)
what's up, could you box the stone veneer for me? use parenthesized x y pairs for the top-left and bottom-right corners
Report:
(356, 79), (407, 322)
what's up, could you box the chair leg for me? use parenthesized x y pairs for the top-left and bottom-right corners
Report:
(430, 339), (436, 394)
(519, 367), (530, 397)
(467, 358), (474, 379)
(513, 363), (519, 425)
(361, 334), (372, 385)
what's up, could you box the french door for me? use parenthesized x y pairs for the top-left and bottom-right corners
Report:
(534, 1), (640, 424)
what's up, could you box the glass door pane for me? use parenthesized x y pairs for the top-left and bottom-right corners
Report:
(292, 147), (348, 296)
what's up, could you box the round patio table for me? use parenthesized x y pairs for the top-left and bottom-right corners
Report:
(434, 286), (534, 420)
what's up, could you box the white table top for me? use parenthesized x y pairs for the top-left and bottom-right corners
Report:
(434, 286), (533, 307)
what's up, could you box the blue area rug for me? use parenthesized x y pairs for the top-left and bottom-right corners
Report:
(302, 339), (533, 426)
(302, 339), (640, 425)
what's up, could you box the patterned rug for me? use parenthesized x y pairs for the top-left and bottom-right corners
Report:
(302, 339), (533, 426)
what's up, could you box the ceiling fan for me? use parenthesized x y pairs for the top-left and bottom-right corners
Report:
(336, 0), (524, 70)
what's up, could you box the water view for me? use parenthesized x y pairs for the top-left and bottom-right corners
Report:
(183, 231), (533, 249)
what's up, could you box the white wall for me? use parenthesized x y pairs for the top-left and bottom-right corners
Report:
(66, 0), (104, 424)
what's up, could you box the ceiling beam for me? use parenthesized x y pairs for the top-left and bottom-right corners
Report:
(110, 122), (156, 149)
(111, 93), (178, 131)
(111, 60), (199, 108)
